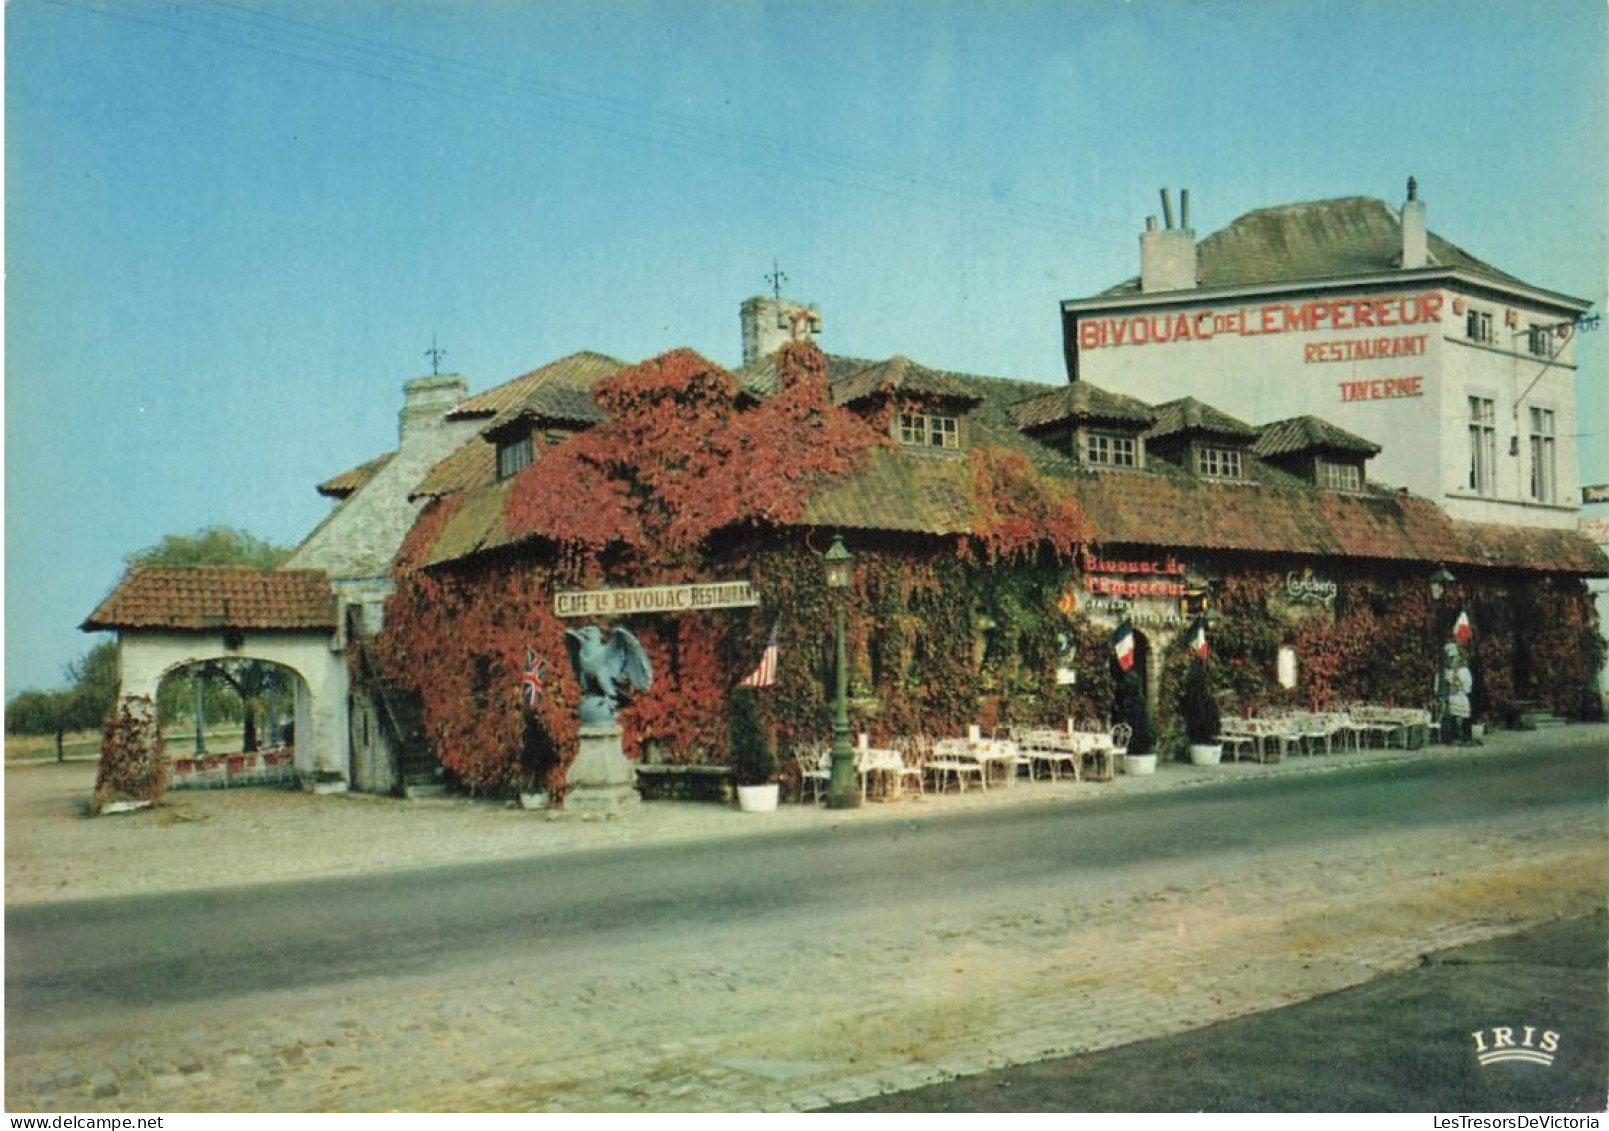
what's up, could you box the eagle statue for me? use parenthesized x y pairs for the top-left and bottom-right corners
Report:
(563, 625), (653, 725)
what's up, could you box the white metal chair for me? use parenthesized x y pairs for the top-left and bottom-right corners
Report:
(794, 743), (830, 804)
(896, 735), (927, 798)
(926, 738), (985, 793)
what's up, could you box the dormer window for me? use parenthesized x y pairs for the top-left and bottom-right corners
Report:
(1084, 430), (1139, 468)
(1318, 456), (1362, 491)
(899, 411), (959, 450)
(1195, 446), (1243, 479)
(496, 434), (535, 480)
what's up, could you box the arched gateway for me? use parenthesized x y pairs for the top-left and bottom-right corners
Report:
(82, 567), (350, 793)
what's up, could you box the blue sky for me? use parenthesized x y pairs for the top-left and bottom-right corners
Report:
(6, 0), (1607, 694)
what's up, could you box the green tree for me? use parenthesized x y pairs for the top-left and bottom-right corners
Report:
(5, 640), (121, 758)
(125, 526), (294, 751)
(125, 526), (291, 570)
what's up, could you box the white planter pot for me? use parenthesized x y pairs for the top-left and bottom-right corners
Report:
(736, 783), (780, 813)
(1189, 743), (1223, 766)
(518, 790), (548, 810)
(1123, 753), (1157, 776)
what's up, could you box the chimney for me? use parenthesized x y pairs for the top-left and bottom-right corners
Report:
(1400, 176), (1428, 269)
(741, 296), (821, 366)
(1140, 187), (1198, 292)
(398, 374), (467, 445)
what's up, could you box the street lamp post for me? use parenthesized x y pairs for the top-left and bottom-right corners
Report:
(1429, 567), (1455, 744)
(823, 534), (861, 810)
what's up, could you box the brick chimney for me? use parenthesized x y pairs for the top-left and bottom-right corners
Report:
(741, 296), (821, 366)
(1140, 188), (1197, 292)
(1400, 176), (1428, 269)
(398, 374), (467, 446)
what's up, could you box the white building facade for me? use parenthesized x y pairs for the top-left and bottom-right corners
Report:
(1061, 184), (1593, 530)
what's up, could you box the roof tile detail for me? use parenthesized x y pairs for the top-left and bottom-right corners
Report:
(1100, 197), (1521, 296)
(448, 351), (627, 420)
(1255, 416), (1382, 459)
(83, 568), (337, 632)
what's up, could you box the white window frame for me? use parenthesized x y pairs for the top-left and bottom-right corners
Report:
(1529, 405), (1557, 503)
(1195, 445), (1242, 480)
(1084, 430), (1138, 468)
(1466, 309), (1494, 344)
(1318, 457), (1362, 491)
(1467, 395), (1497, 496)
(898, 412), (960, 450)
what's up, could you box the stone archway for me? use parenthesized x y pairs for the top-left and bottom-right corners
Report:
(82, 567), (350, 794)
(115, 630), (349, 790)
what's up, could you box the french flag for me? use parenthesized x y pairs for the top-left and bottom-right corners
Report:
(1187, 616), (1208, 661)
(1112, 621), (1136, 672)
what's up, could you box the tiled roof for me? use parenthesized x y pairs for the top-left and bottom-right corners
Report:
(423, 479), (521, 568)
(1010, 382), (1156, 431)
(481, 385), (607, 440)
(411, 439), (497, 501)
(317, 452), (394, 499)
(1452, 522), (1609, 575)
(404, 350), (1607, 581)
(1146, 397), (1259, 443)
(833, 356), (985, 407)
(82, 568), (336, 632)
(735, 351), (871, 398)
(800, 448), (975, 535)
(1254, 416), (1381, 459)
(1100, 197), (1521, 296)
(448, 351), (627, 419)
(1069, 470), (1463, 562)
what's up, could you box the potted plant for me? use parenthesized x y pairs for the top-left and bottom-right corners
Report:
(1113, 669), (1157, 775)
(729, 688), (779, 812)
(1182, 658), (1223, 766)
(517, 709), (559, 810)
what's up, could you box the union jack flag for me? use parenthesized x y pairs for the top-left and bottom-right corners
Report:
(520, 650), (546, 708)
(739, 621), (780, 688)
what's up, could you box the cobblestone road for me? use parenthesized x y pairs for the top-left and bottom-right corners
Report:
(6, 727), (1605, 1112)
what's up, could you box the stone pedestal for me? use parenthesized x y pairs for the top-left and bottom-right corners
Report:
(564, 724), (639, 817)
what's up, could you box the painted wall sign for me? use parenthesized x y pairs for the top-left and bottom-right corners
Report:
(1338, 376), (1424, 402)
(1077, 293), (1444, 351)
(1285, 570), (1338, 606)
(1304, 333), (1428, 364)
(554, 581), (759, 618)
(1081, 553), (1190, 599)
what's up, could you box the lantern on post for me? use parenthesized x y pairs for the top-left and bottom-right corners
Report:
(823, 535), (860, 809)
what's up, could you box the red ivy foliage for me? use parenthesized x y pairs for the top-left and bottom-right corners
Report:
(503, 343), (887, 574)
(965, 448), (1089, 565)
(94, 695), (166, 810)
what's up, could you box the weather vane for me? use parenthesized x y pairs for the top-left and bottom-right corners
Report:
(425, 335), (446, 376)
(765, 259), (787, 303)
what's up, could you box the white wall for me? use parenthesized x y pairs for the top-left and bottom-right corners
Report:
(1069, 283), (1581, 529)
(116, 629), (350, 786)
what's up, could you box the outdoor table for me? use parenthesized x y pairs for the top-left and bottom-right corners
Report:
(856, 746), (904, 801)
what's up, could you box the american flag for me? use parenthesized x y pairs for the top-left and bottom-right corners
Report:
(520, 650), (546, 708)
(739, 622), (780, 688)
(1112, 621), (1135, 672)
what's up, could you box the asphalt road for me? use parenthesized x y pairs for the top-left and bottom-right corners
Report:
(9, 741), (1602, 1050)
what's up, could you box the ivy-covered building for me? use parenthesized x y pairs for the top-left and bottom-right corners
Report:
(338, 298), (1604, 797)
